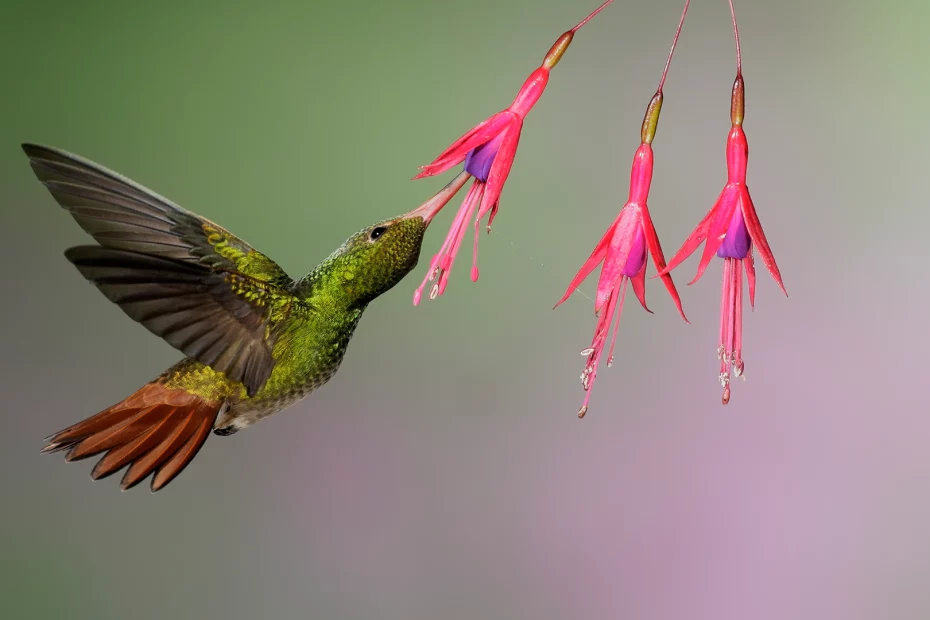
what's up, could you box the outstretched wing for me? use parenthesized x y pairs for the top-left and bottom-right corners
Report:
(23, 143), (303, 395)
(22, 143), (291, 285)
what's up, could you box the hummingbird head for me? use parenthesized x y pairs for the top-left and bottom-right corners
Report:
(323, 213), (429, 307)
(306, 172), (473, 308)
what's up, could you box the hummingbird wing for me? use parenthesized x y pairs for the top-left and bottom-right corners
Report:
(22, 143), (291, 285)
(23, 143), (306, 395)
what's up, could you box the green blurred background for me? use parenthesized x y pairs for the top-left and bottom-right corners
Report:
(1, 0), (928, 618)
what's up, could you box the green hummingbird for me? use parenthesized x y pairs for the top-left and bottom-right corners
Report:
(24, 143), (470, 492)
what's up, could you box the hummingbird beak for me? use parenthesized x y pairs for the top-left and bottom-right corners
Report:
(401, 169), (472, 225)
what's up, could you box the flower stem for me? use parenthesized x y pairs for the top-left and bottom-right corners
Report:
(641, 0), (692, 144)
(727, 0), (745, 125)
(728, 0), (743, 76)
(656, 0), (692, 94)
(545, 0), (617, 69)
(570, 0), (616, 33)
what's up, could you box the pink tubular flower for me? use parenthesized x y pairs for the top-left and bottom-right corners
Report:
(656, 1), (787, 404)
(555, 1), (692, 419)
(412, 1), (616, 304)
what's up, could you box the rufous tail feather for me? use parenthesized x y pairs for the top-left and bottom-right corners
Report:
(41, 381), (223, 492)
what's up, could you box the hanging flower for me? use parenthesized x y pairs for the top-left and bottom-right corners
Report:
(556, 0), (692, 418)
(412, 1), (617, 303)
(656, 1), (787, 404)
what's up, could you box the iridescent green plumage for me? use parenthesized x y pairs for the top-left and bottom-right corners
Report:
(155, 213), (428, 435)
(25, 143), (433, 489)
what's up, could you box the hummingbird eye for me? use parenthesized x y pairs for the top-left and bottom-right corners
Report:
(369, 226), (388, 241)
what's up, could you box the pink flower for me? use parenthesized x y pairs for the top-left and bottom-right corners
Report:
(412, 1), (616, 304)
(555, 0), (693, 418)
(556, 114), (687, 418)
(410, 70), (538, 303)
(657, 73), (787, 404)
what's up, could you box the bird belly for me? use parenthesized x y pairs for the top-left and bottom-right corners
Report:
(213, 358), (344, 435)
(191, 309), (362, 435)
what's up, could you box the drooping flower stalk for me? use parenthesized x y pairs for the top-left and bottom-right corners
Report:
(657, 0), (787, 404)
(411, 1), (617, 304)
(556, 0), (692, 419)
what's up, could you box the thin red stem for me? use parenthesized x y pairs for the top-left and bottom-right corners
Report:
(728, 0), (742, 75)
(734, 259), (743, 362)
(656, 0), (692, 93)
(606, 277), (628, 367)
(571, 0), (615, 33)
(719, 259), (729, 370)
(726, 258), (736, 366)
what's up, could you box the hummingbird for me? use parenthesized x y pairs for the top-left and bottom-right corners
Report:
(23, 143), (470, 492)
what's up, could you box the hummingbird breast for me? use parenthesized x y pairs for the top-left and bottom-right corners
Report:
(166, 307), (366, 435)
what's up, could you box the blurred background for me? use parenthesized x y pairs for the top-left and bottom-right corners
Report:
(1, 0), (928, 618)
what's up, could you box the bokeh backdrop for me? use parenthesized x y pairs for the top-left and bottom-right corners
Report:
(1, 0), (928, 618)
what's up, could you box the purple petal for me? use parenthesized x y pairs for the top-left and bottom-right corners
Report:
(716, 205), (751, 259)
(620, 224), (646, 276)
(464, 132), (505, 182)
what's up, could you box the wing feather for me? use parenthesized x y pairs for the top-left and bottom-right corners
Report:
(22, 143), (292, 284)
(22, 144), (310, 394)
(64, 245), (298, 395)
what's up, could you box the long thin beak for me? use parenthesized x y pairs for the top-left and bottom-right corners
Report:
(402, 170), (472, 225)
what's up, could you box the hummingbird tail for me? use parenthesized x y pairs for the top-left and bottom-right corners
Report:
(41, 381), (224, 492)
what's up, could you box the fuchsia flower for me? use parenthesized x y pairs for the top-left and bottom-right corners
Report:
(412, 1), (616, 305)
(555, 1), (692, 418)
(656, 1), (787, 404)
(555, 138), (687, 418)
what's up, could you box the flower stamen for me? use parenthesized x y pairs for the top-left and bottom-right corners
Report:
(718, 257), (747, 404)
